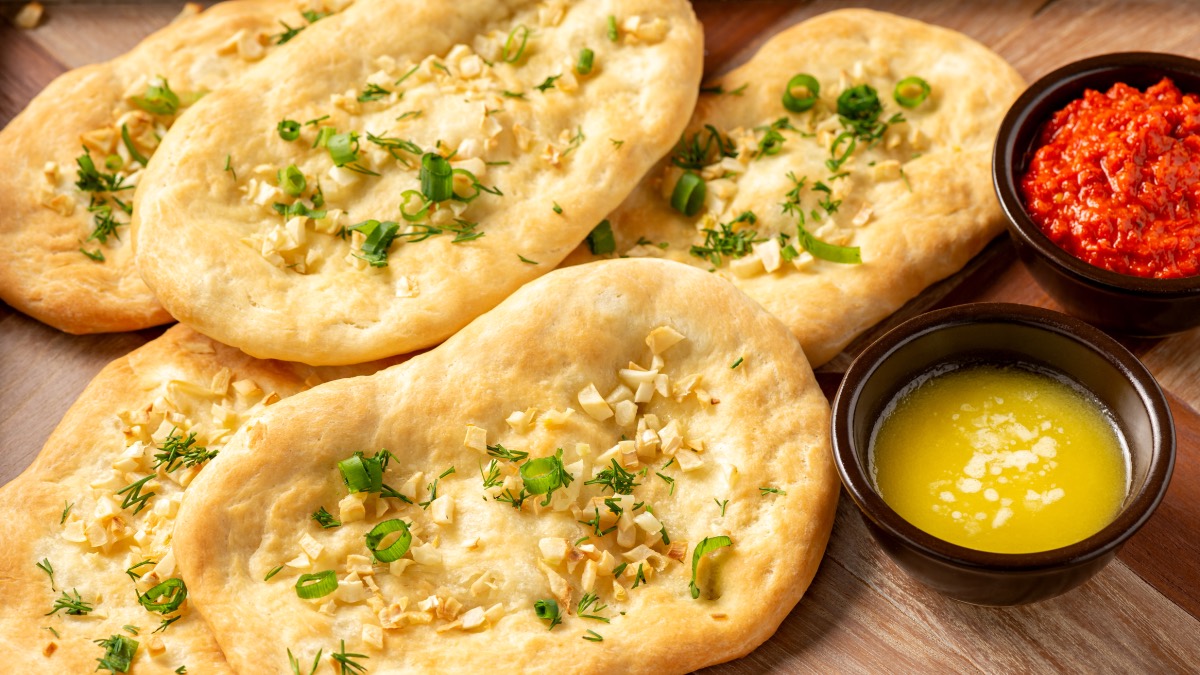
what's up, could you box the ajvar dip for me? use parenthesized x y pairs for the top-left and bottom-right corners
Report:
(1021, 78), (1200, 279)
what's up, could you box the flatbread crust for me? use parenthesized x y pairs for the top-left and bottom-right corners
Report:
(0, 0), (341, 334)
(0, 325), (391, 673)
(563, 9), (1025, 366)
(173, 258), (838, 674)
(133, 0), (703, 366)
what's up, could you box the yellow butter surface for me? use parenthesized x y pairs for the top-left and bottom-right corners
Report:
(870, 365), (1128, 554)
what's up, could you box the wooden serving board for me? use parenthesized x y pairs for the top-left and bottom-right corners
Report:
(3, 1), (1200, 672)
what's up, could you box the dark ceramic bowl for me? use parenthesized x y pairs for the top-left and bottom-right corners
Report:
(831, 303), (1175, 606)
(994, 52), (1200, 336)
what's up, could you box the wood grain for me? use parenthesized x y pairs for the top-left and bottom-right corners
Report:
(2, 1), (1200, 671)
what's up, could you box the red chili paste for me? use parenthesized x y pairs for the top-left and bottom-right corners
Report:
(1021, 77), (1200, 279)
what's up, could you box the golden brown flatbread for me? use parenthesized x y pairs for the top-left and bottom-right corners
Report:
(0, 0), (349, 334)
(563, 9), (1025, 366)
(133, 0), (704, 366)
(173, 258), (839, 674)
(0, 325), (391, 673)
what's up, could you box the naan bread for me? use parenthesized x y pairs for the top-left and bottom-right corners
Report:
(173, 258), (838, 674)
(563, 9), (1025, 366)
(133, 0), (703, 366)
(0, 0), (349, 334)
(0, 325), (390, 673)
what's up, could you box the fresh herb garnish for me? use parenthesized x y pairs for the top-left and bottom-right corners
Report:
(480, 459), (503, 489)
(126, 559), (155, 582)
(357, 83), (391, 102)
(265, 566), (285, 582)
(689, 211), (762, 267)
(60, 501), (73, 524)
(577, 592), (610, 622)
(655, 472), (676, 496)
(520, 449), (573, 506)
(224, 154), (236, 180)
(347, 219), (400, 267)
(131, 79), (180, 116)
(671, 171), (706, 216)
(503, 24), (530, 63)
(585, 459), (640, 495)
(153, 429), (217, 473)
(123, 625), (139, 635)
(518, 254), (539, 264)
(326, 131), (378, 175)
(120, 123), (148, 166)
(311, 506), (341, 529)
(701, 82), (749, 96)
(47, 588), (93, 616)
(535, 75), (561, 92)
(80, 247), (105, 262)
(154, 616), (181, 633)
(577, 48), (594, 75)
(487, 444), (529, 462)
(606, 15), (618, 41)
(552, 201), (563, 214)
(116, 475), (155, 515)
(288, 647), (322, 675)
(332, 639), (369, 675)
(366, 132), (422, 163)
(95, 634), (138, 673)
(632, 563), (647, 588)
(759, 486), (787, 496)
(583, 629), (604, 642)
(272, 10), (326, 45)
(671, 125), (737, 170)
(731, 357), (744, 369)
(277, 119), (301, 141)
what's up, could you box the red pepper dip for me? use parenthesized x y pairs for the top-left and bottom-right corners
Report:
(1021, 77), (1200, 279)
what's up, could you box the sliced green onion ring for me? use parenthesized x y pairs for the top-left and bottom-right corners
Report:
(502, 24), (530, 63)
(576, 48), (594, 75)
(450, 168), (482, 202)
(534, 599), (561, 628)
(279, 164), (306, 197)
(586, 220), (615, 255)
(399, 190), (430, 222)
(327, 132), (359, 167)
(120, 124), (149, 166)
(520, 455), (563, 495)
(338, 454), (382, 493)
(295, 571), (337, 599)
(894, 76), (931, 108)
(782, 74), (819, 112)
(277, 119), (301, 141)
(420, 152), (453, 202)
(138, 578), (187, 614)
(313, 127), (336, 149)
(670, 171), (706, 217)
(689, 535), (733, 599)
(364, 518), (412, 563)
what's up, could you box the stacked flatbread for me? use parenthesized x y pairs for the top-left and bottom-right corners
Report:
(173, 258), (839, 674)
(133, 0), (704, 365)
(562, 9), (1025, 366)
(0, 0), (352, 334)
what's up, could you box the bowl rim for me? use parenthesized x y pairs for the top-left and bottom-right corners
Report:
(993, 50), (1200, 295)
(831, 302), (1176, 572)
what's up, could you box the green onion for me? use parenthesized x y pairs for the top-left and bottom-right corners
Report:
(420, 152), (453, 202)
(826, 131), (857, 171)
(576, 48), (594, 75)
(689, 535), (733, 599)
(670, 171), (706, 216)
(782, 73), (819, 112)
(131, 79), (180, 116)
(399, 190), (430, 222)
(518, 254), (538, 264)
(279, 165), (306, 197)
(793, 219), (861, 264)
(327, 132), (360, 167)
(534, 599), (562, 630)
(582, 629), (604, 642)
(348, 220), (401, 267)
(731, 357), (743, 369)
(80, 248), (105, 261)
(95, 634), (138, 673)
(364, 518), (412, 563)
(838, 84), (882, 127)
(606, 15), (618, 41)
(894, 76), (930, 108)
(503, 24), (530, 63)
(137, 578), (187, 614)
(313, 127), (336, 149)
(277, 119), (301, 141)
(264, 565), (284, 581)
(295, 571), (337, 599)
(311, 506), (341, 529)
(105, 154), (124, 171)
(120, 124), (149, 166)
(338, 454), (382, 493)
(520, 449), (573, 504)
(586, 220), (615, 255)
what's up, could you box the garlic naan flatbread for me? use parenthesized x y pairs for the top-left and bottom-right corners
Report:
(0, 0), (350, 334)
(133, 0), (703, 366)
(174, 258), (838, 674)
(564, 9), (1025, 366)
(0, 326), (390, 673)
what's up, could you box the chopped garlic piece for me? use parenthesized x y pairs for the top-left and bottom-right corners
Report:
(299, 532), (323, 561)
(614, 400), (637, 427)
(460, 606), (487, 630)
(464, 425), (487, 453)
(339, 492), (367, 523)
(411, 544), (442, 566)
(676, 450), (705, 472)
(430, 495), (454, 524)
(577, 384), (614, 421)
(505, 407), (537, 433)
(753, 238), (783, 273)
(539, 537), (569, 566)
(362, 624), (384, 649)
(540, 408), (574, 428)
(645, 326), (686, 354)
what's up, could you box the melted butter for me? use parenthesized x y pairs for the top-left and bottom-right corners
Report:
(869, 364), (1129, 554)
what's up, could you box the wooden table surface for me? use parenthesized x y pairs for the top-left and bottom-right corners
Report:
(3, 1), (1200, 672)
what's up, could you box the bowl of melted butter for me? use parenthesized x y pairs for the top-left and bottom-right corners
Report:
(832, 303), (1174, 605)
